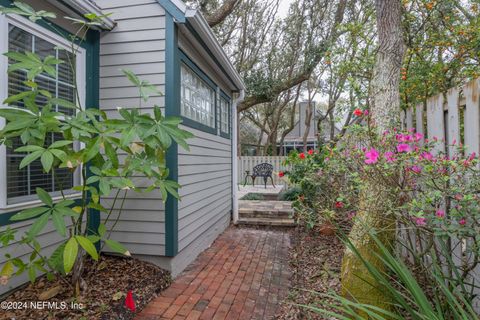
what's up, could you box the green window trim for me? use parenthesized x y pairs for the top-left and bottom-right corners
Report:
(179, 49), (218, 135)
(0, 1), (100, 231)
(219, 90), (231, 139)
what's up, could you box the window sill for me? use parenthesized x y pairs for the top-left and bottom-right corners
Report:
(0, 192), (82, 215)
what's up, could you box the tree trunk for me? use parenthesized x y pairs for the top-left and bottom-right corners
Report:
(302, 101), (313, 151)
(341, 0), (405, 313)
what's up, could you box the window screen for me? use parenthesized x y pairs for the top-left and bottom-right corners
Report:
(7, 25), (76, 203)
(180, 63), (215, 128)
(219, 97), (229, 134)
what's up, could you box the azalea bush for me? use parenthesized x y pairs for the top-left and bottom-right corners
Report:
(285, 109), (480, 307)
(282, 147), (359, 229)
(0, 3), (193, 295)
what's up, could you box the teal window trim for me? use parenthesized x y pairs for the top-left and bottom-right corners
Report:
(0, 3), (100, 230)
(179, 49), (218, 135)
(164, 12), (179, 256)
(219, 90), (231, 139)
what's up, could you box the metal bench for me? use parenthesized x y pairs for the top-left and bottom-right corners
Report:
(243, 163), (275, 189)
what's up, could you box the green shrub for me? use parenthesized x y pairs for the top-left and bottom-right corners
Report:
(305, 230), (478, 319)
(241, 193), (264, 200)
(279, 186), (302, 201)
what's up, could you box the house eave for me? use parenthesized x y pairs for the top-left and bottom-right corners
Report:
(55, 0), (116, 30)
(184, 10), (245, 92)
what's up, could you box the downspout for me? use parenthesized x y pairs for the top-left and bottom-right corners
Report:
(232, 89), (245, 224)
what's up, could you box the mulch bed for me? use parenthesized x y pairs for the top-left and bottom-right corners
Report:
(276, 225), (345, 320)
(1, 255), (171, 320)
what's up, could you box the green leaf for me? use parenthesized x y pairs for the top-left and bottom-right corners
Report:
(1, 261), (14, 278)
(49, 140), (73, 149)
(48, 243), (65, 272)
(50, 98), (77, 110)
(75, 236), (98, 261)
(98, 223), (106, 237)
(122, 69), (141, 86)
(28, 265), (36, 283)
(63, 237), (78, 274)
(104, 239), (130, 256)
(15, 145), (44, 152)
(41, 151), (54, 172)
(10, 206), (49, 221)
(19, 150), (43, 169)
(27, 213), (50, 238)
(36, 187), (53, 207)
(51, 211), (66, 237)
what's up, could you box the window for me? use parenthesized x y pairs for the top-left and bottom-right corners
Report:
(219, 96), (230, 134)
(180, 63), (215, 128)
(0, 15), (85, 207)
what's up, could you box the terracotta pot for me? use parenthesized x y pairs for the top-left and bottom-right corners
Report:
(318, 221), (336, 236)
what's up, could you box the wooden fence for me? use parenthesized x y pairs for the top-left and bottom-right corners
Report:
(402, 78), (480, 311)
(237, 156), (290, 186)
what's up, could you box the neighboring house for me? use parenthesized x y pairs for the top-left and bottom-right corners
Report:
(280, 101), (340, 154)
(0, 0), (245, 295)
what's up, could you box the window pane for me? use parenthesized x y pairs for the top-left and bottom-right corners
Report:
(180, 64), (215, 128)
(6, 25), (77, 203)
(220, 97), (229, 134)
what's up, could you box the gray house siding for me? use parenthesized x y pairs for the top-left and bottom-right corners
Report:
(172, 31), (234, 274)
(97, 0), (167, 256)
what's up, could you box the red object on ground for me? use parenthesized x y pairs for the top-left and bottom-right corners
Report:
(125, 290), (136, 312)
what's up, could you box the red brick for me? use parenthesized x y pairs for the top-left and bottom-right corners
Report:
(136, 227), (291, 320)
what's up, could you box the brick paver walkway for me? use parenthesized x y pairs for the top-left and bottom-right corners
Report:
(136, 226), (291, 320)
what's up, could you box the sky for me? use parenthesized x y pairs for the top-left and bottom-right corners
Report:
(278, 0), (293, 18)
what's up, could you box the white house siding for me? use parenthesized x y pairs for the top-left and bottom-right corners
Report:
(97, 0), (167, 256)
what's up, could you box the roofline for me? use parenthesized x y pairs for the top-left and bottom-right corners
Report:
(157, 0), (245, 92)
(58, 0), (116, 30)
(184, 10), (245, 91)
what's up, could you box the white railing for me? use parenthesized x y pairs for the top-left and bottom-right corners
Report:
(402, 77), (480, 312)
(237, 156), (290, 186)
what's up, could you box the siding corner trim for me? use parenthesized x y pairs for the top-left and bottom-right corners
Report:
(164, 12), (179, 256)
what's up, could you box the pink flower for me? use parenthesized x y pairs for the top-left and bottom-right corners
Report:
(409, 165), (422, 174)
(408, 128), (416, 133)
(436, 210), (445, 218)
(468, 152), (476, 161)
(414, 133), (423, 141)
(364, 148), (379, 164)
(308, 149), (314, 155)
(364, 110), (369, 116)
(420, 152), (433, 161)
(459, 218), (466, 226)
(397, 143), (411, 153)
(384, 151), (396, 163)
(415, 217), (427, 226)
(347, 211), (357, 219)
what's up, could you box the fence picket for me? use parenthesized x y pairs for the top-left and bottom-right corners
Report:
(237, 156), (290, 186)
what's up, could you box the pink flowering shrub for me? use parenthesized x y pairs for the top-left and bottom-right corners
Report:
(287, 123), (480, 290)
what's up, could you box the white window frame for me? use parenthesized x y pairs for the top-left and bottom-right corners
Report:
(0, 13), (85, 210)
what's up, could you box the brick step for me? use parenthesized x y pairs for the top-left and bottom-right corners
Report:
(239, 209), (293, 219)
(236, 217), (296, 227)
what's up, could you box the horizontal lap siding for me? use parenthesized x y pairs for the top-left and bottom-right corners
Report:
(177, 127), (232, 252)
(98, 1), (166, 256)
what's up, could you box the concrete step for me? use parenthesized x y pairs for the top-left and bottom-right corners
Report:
(236, 217), (296, 227)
